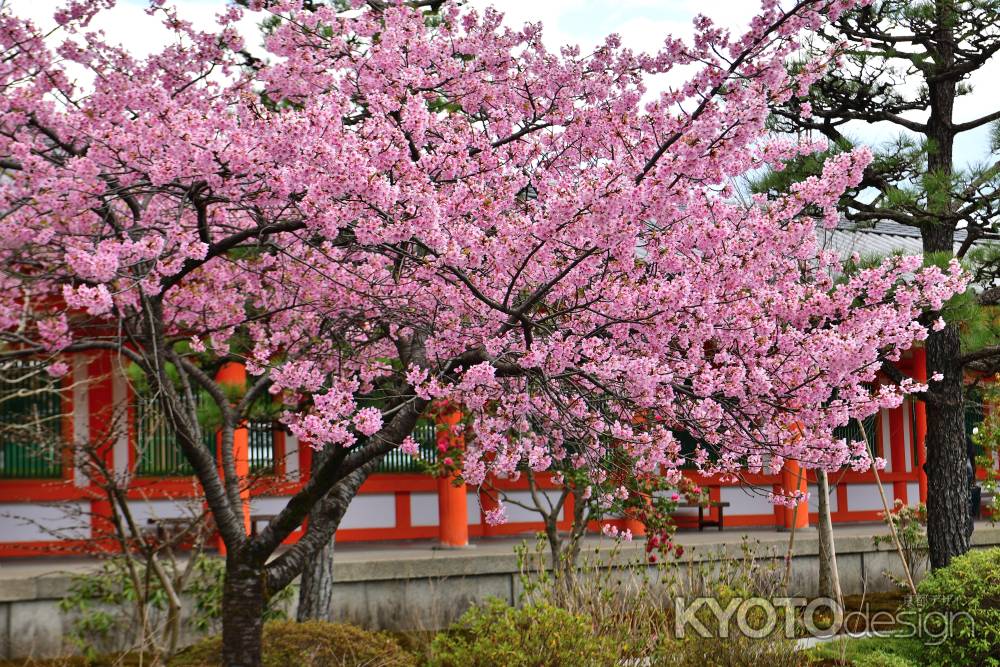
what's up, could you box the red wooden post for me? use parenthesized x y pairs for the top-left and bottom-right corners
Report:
(87, 351), (115, 483)
(781, 459), (809, 530)
(479, 480), (499, 538)
(622, 514), (647, 538)
(889, 392), (909, 505)
(215, 361), (250, 554)
(436, 407), (469, 548)
(86, 351), (117, 549)
(912, 347), (929, 503)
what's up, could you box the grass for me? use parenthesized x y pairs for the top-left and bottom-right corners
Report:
(806, 635), (924, 666)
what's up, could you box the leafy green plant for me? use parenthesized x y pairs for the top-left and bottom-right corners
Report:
(972, 379), (1000, 521)
(872, 500), (928, 586)
(185, 556), (293, 635)
(59, 561), (132, 661)
(515, 535), (673, 660)
(852, 652), (917, 667)
(428, 599), (619, 667)
(515, 535), (802, 665)
(908, 547), (1000, 667)
(59, 554), (293, 661)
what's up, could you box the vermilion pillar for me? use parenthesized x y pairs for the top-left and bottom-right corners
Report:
(436, 408), (469, 548)
(622, 514), (647, 538)
(622, 492), (649, 538)
(912, 348), (929, 503)
(889, 394), (909, 505)
(216, 361), (251, 554)
(781, 459), (809, 530)
(87, 351), (117, 550)
(479, 483), (500, 538)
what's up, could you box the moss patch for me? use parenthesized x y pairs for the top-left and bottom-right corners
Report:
(170, 620), (417, 667)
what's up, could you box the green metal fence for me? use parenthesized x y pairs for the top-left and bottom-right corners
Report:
(832, 413), (879, 451)
(376, 421), (437, 473)
(248, 421), (275, 474)
(135, 399), (276, 476)
(0, 362), (64, 479)
(134, 399), (199, 476)
(134, 404), (440, 477)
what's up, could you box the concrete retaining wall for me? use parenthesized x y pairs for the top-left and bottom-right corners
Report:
(3, 526), (999, 660)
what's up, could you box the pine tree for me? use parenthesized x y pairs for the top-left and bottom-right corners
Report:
(766, 0), (1000, 567)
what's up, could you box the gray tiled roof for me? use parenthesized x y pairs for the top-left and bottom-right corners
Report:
(817, 219), (982, 259)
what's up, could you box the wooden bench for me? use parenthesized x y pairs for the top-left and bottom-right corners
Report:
(679, 500), (730, 531)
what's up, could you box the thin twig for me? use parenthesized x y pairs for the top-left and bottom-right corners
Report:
(857, 417), (917, 596)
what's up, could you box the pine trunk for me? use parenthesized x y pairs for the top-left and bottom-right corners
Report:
(922, 0), (969, 568)
(922, 209), (969, 568)
(924, 322), (971, 568)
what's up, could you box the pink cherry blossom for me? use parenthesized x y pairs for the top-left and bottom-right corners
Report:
(484, 507), (507, 526)
(0, 0), (962, 531)
(400, 436), (420, 456)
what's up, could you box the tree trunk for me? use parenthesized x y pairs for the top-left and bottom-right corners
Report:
(297, 534), (336, 621)
(221, 555), (266, 667)
(816, 470), (842, 605)
(924, 322), (970, 568)
(296, 446), (337, 621)
(922, 1), (968, 568)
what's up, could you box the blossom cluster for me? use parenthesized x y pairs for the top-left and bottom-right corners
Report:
(0, 0), (960, 525)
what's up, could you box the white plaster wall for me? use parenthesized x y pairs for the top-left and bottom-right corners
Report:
(339, 493), (395, 529)
(721, 485), (777, 516)
(880, 408), (892, 471)
(0, 502), (90, 541)
(244, 496), (294, 535)
(410, 492), (438, 526)
(846, 483), (889, 512)
(806, 482), (839, 513)
(409, 491), (482, 527)
(72, 355), (90, 488)
(906, 482), (921, 505)
(126, 499), (194, 526)
(466, 492), (481, 525)
(111, 367), (129, 476)
(283, 433), (299, 480)
(499, 490), (552, 523)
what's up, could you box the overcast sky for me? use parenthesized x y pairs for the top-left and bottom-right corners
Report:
(6, 0), (997, 168)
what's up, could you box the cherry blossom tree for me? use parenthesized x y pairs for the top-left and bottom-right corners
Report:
(0, 0), (965, 664)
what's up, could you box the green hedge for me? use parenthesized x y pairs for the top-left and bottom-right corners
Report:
(909, 547), (1000, 667)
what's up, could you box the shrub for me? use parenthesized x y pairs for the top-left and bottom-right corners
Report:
(872, 500), (928, 587)
(170, 620), (417, 667)
(908, 547), (1000, 667)
(59, 554), (293, 663)
(654, 635), (804, 667)
(428, 599), (619, 667)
